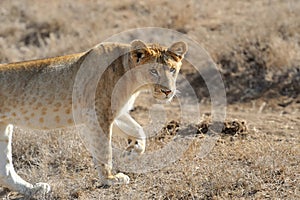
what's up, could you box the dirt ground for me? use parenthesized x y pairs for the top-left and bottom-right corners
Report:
(0, 0), (299, 199)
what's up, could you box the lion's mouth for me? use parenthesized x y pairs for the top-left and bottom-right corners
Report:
(153, 91), (174, 101)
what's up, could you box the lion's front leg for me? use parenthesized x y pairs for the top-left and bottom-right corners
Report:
(91, 124), (130, 186)
(113, 113), (146, 157)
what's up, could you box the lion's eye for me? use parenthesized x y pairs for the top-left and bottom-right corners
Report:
(170, 68), (176, 73)
(150, 69), (159, 76)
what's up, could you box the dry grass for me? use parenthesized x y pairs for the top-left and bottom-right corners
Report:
(6, 107), (299, 200)
(0, 0), (299, 199)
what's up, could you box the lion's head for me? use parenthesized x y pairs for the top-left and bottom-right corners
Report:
(130, 40), (187, 101)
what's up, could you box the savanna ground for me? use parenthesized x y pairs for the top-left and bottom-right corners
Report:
(0, 0), (299, 199)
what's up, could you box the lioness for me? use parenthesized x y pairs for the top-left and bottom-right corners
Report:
(0, 40), (187, 195)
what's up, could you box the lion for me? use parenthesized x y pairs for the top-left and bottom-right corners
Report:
(0, 40), (187, 196)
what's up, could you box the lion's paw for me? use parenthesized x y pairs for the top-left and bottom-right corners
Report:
(104, 173), (130, 185)
(22, 182), (51, 196)
(34, 183), (51, 194)
(114, 173), (130, 184)
(33, 182), (51, 194)
(123, 139), (145, 159)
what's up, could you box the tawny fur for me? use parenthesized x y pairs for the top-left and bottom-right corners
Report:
(0, 40), (187, 196)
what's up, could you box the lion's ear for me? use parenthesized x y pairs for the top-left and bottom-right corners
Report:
(130, 40), (148, 64)
(168, 41), (188, 58)
(131, 40), (148, 51)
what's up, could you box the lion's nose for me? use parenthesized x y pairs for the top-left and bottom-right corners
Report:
(161, 88), (172, 96)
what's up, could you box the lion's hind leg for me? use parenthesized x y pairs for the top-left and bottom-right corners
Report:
(0, 122), (50, 196)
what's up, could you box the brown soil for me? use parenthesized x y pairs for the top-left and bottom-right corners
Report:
(0, 0), (299, 199)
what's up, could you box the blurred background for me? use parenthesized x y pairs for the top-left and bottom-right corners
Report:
(1, 0), (299, 105)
